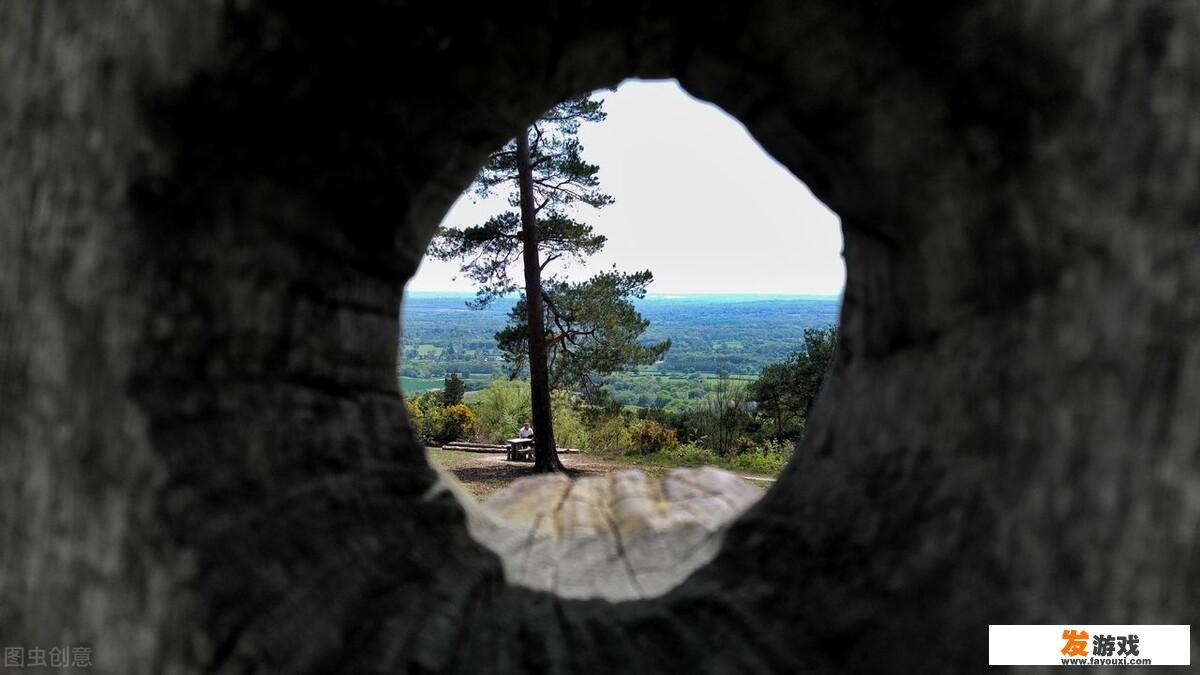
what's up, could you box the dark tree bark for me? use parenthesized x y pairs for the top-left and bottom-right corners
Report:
(516, 129), (563, 472)
(3, 1), (1199, 673)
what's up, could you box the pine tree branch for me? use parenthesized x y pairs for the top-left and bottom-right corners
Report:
(531, 178), (590, 203)
(530, 124), (543, 153)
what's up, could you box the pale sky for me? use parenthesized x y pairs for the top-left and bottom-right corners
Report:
(408, 79), (845, 296)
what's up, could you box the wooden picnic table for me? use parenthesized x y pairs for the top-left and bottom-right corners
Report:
(505, 437), (534, 462)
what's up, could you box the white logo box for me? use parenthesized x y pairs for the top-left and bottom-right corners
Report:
(988, 625), (1190, 666)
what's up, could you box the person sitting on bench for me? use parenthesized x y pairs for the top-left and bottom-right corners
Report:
(517, 423), (533, 440)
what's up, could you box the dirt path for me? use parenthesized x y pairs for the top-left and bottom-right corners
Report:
(427, 448), (774, 500)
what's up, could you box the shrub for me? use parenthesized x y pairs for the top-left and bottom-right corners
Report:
(698, 375), (752, 455)
(473, 380), (532, 442)
(628, 419), (679, 455)
(634, 407), (703, 444)
(405, 399), (424, 438)
(551, 392), (588, 450)
(408, 399), (476, 445)
(440, 403), (476, 443)
(733, 434), (758, 456)
(726, 439), (794, 475)
(658, 443), (717, 466)
(407, 395), (439, 445)
(468, 380), (588, 448)
(587, 416), (629, 453)
(405, 387), (478, 445)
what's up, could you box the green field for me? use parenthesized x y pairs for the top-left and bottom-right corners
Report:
(399, 377), (444, 394)
(399, 294), (842, 383)
(404, 370), (756, 411)
(398, 294), (839, 410)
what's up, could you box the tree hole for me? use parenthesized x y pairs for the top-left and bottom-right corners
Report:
(402, 79), (844, 599)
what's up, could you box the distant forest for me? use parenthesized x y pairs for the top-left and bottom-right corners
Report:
(400, 293), (841, 411)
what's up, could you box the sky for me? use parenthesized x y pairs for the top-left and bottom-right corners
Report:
(407, 79), (845, 296)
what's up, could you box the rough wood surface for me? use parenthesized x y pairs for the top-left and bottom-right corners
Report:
(3, 1), (1199, 673)
(466, 468), (763, 600)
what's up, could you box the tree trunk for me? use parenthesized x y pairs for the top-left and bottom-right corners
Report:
(516, 128), (562, 472)
(5, 2), (1200, 672)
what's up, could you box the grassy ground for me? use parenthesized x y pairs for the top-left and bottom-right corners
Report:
(427, 447), (777, 500)
(605, 445), (790, 476)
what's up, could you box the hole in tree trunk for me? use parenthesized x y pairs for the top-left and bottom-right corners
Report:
(402, 79), (845, 600)
(14, 3), (1186, 671)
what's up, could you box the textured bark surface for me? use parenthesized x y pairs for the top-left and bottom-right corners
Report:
(515, 130), (562, 473)
(3, 1), (1199, 673)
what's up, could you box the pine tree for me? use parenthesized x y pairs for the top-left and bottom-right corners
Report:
(430, 96), (667, 472)
(442, 373), (465, 406)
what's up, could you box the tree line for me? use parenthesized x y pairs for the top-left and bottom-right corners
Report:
(406, 325), (837, 472)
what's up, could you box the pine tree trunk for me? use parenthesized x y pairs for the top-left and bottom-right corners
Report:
(516, 129), (562, 472)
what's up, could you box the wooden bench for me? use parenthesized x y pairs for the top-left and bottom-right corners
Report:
(505, 438), (534, 462)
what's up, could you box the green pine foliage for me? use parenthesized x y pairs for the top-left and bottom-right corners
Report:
(748, 326), (837, 441)
(428, 94), (668, 408)
(442, 373), (465, 406)
(496, 270), (671, 397)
